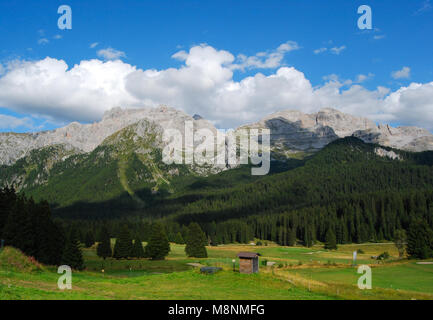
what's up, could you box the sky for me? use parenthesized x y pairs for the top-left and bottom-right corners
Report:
(0, 0), (432, 132)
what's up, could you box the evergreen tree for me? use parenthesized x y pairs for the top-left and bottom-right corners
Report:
(185, 223), (208, 258)
(407, 219), (433, 259)
(132, 237), (145, 258)
(287, 228), (296, 246)
(304, 225), (313, 247)
(0, 187), (16, 238)
(394, 229), (407, 258)
(84, 230), (95, 248)
(113, 225), (133, 259)
(96, 226), (112, 260)
(144, 223), (170, 260)
(174, 232), (184, 244)
(62, 228), (85, 270)
(324, 228), (337, 250)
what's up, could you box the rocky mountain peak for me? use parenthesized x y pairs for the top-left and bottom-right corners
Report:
(1, 106), (433, 167)
(240, 108), (433, 154)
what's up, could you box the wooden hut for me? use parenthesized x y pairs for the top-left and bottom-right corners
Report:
(237, 252), (260, 274)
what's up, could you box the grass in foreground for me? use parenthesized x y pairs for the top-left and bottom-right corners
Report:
(1, 242), (432, 300)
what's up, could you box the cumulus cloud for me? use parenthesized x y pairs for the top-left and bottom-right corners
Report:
(391, 66), (411, 79)
(0, 114), (34, 130)
(0, 58), (140, 122)
(97, 47), (126, 60)
(0, 44), (432, 130)
(90, 42), (99, 49)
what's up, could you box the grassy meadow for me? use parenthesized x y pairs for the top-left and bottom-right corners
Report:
(1, 242), (432, 300)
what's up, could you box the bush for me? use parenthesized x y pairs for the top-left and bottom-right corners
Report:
(357, 249), (365, 254)
(377, 251), (390, 260)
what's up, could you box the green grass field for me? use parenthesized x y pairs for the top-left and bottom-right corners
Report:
(1, 242), (432, 300)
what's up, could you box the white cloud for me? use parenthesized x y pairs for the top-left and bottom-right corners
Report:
(230, 41), (300, 70)
(97, 47), (126, 60)
(356, 73), (374, 83)
(314, 45), (346, 55)
(53, 34), (63, 40)
(373, 35), (386, 40)
(313, 47), (327, 54)
(90, 42), (99, 49)
(391, 66), (411, 79)
(330, 46), (346, 55)
(0, 114), (34, 130)
(37, 38), (49, 45)
(0, 58), (139, 122)
(0, 45), (432, 130)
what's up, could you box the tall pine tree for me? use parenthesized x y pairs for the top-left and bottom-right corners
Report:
(407, 219), (433, 259)
(62, 228), (85, 270)
(132, 237), (145, 258)
(324, 228), (337, 250)
(96, 226), (112, 260)
(185, 223), (208, 258)
(145, 223), (170, 260)
(113, 225), (133, 259)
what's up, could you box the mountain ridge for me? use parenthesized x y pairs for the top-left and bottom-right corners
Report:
(2, 106), (433, 167)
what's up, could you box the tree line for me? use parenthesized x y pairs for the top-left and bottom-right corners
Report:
(0, 187), (209, 268)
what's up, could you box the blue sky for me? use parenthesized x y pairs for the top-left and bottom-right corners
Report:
(0, 0), (432, 132)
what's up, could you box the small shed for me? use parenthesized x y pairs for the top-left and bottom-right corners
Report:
(237, 252), (260, 274)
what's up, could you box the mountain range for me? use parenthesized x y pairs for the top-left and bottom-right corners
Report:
(1, 105), (433, 216)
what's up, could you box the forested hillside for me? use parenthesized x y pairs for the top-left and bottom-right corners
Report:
(51, 137), (433, 249)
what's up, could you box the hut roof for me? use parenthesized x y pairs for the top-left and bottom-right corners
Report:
(237, 252), (260, 258)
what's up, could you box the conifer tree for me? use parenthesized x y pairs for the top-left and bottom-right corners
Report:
(113, 225), (133, 259)
(185, 223), (208, 258)
(174, 232), (184, 244)
(96, 226), (112, 260)
(394, 229), (407, 258)
(84, 230), (95, 248)
(287, 228), (296, 246)
(324, 228), (337, 250)
(132, 237), (145, 258)
(407, 219), (433, 259)
(62, 228), (85, 270)
(144, 223), (170, 260)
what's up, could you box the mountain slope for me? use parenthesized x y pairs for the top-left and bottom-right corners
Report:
(12, 119), (195, 211)
(147, 137), (433, 224)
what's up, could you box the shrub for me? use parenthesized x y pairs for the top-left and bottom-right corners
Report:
(377, 251), (390, 260)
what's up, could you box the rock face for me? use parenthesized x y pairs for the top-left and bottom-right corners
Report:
(353, 125), (433, 152)
(1, 106), (432, 168)
(240, 108), (433, 155)
(0, 105), (222, 166)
